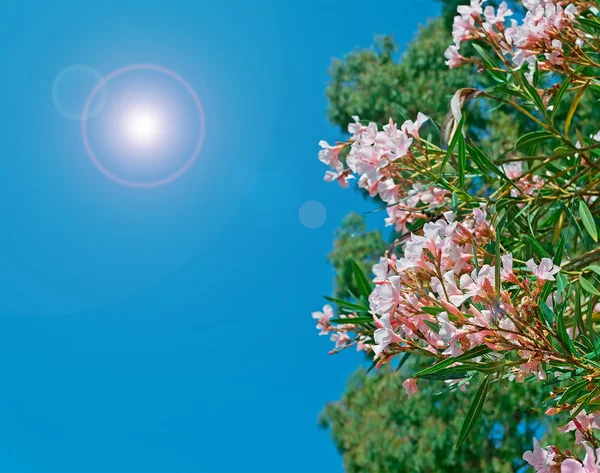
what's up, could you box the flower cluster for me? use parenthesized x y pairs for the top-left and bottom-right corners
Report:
(316, 205), (563, 385)
(312, 0), (600, 464)
(445, 0), (597, 77)
(319, 114), (451, 233)
(524, 436), (600, 472)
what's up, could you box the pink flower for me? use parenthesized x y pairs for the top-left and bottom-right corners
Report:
(318, 140), (343, 169)
(402, 378), (419, 398)
(526, 258), (561, 281)
(519, 359), (547, 381)
(444, 45), (465, 68)
(431, 271), (468, 307)
(372, 314), (403, 356)
(546, 40), (564, 66)
(370, 276), (403, 315)
(378, 179), (399, 204)
(330, 331), (351, 349)
(522, 438), (557, 472)
(457, 0), (483, 18)
(562, 443), (600, 473)
(483, 1), (513, 25)
(500, 254), (518, 283)
(401, 112), (429, 140)
(502, 161), (523, 180)
(459, 265), (496, 301)
(312, 304), (334, 335)
(559, 410), (600, 444)
(347, 116), (366, 138)
(452, 15), (476, 47)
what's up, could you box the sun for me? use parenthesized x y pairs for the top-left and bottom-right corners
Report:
(123, 107), (163, 146)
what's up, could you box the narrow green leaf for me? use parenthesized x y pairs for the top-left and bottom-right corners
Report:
(561, 386), (600, 426)
(556, 273), (568, 295)
(584, 265), (600, 277)
(565, 84), (587, 136)
(557, 303), (575, 354)
(554, 235), (565, 265)
(323, 296), (369, 312)
(520, 71), (547, 115)
(471, 43), (505, 83)
(413, 346), (493, 378)
(420, 371), (470, 381)
(579, 276), (600, 296)
(458, 133), (466, 189)
(579, 200), (598, 242)
(451, 192), (459, 213)
(455, 375), (492, 449)
(539, 300), (555, 326)
(440, 115), (465, 174)
(351, 260), (373, 299)
(551, 76), (570, 122)
(559, 378), (588, 404)
(525, 235), (549, 258)
(468, 143), (524, 196)
(515, 131), (554, 149)
(396, 353), (411, 371)
(575, 284), (585, 337)
(421, 306), (445, 316)
(495, 239), (501, 300)
(330, 317), (374, 325)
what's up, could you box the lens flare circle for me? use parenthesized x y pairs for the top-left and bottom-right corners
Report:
(53, 65), (108, 121)
(82, 64), (205, 188)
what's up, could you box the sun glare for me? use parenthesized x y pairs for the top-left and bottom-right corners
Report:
(124, 107), (163, 146)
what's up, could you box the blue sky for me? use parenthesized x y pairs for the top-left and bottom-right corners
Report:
(1, 1), (439, 471)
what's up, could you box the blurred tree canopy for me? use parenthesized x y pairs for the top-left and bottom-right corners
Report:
(320, 365), (567, 473)
(328, 213), (386, 301)
(318, 1), (586, 471)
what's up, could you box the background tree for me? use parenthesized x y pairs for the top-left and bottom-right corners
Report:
(320, 365), (565, 473)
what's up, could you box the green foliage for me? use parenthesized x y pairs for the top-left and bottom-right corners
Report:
(326, 20), (474, 133)
(328, 212), (386, 301)
(319, 364), (566, 473)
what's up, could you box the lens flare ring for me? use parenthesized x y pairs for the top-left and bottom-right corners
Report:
(81, 64), (206, 188)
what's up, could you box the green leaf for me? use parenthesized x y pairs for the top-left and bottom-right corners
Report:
(458, 133), (466, 189)
(350, 260), (373, 300)
(455, 375), (492, 449)
(565, 83), (587, 136)
(584, 265), (600, 277)
(413, 358), (456, 378)
(420, 371), (470, 381)
(525, 235), (549, 258)
(520, 71), (547, 115)
(551, 76), (570, 122)
(515, 131), (554, 149)
(561, 386), (600, 426)
(396, 353), (411, 371)
(440, 115), (465, 174)
(554, 235), (565, 265)
(559, 378), (588, 404)
(330, 316), (374, 325)
(413, 346), (492, 378)
(451, 192), (459, 213)
(579, 200), (598, 242)
(421, 306), (445, 316)
(468, 143), (524, 196)
(495, 238), (501, 299)
(323, 296), (369, 313)
(539, 300), (555, 326)
(557, 303), (575, 354)
(579, 276), (600, 296)
(471, 43), (505, 83)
